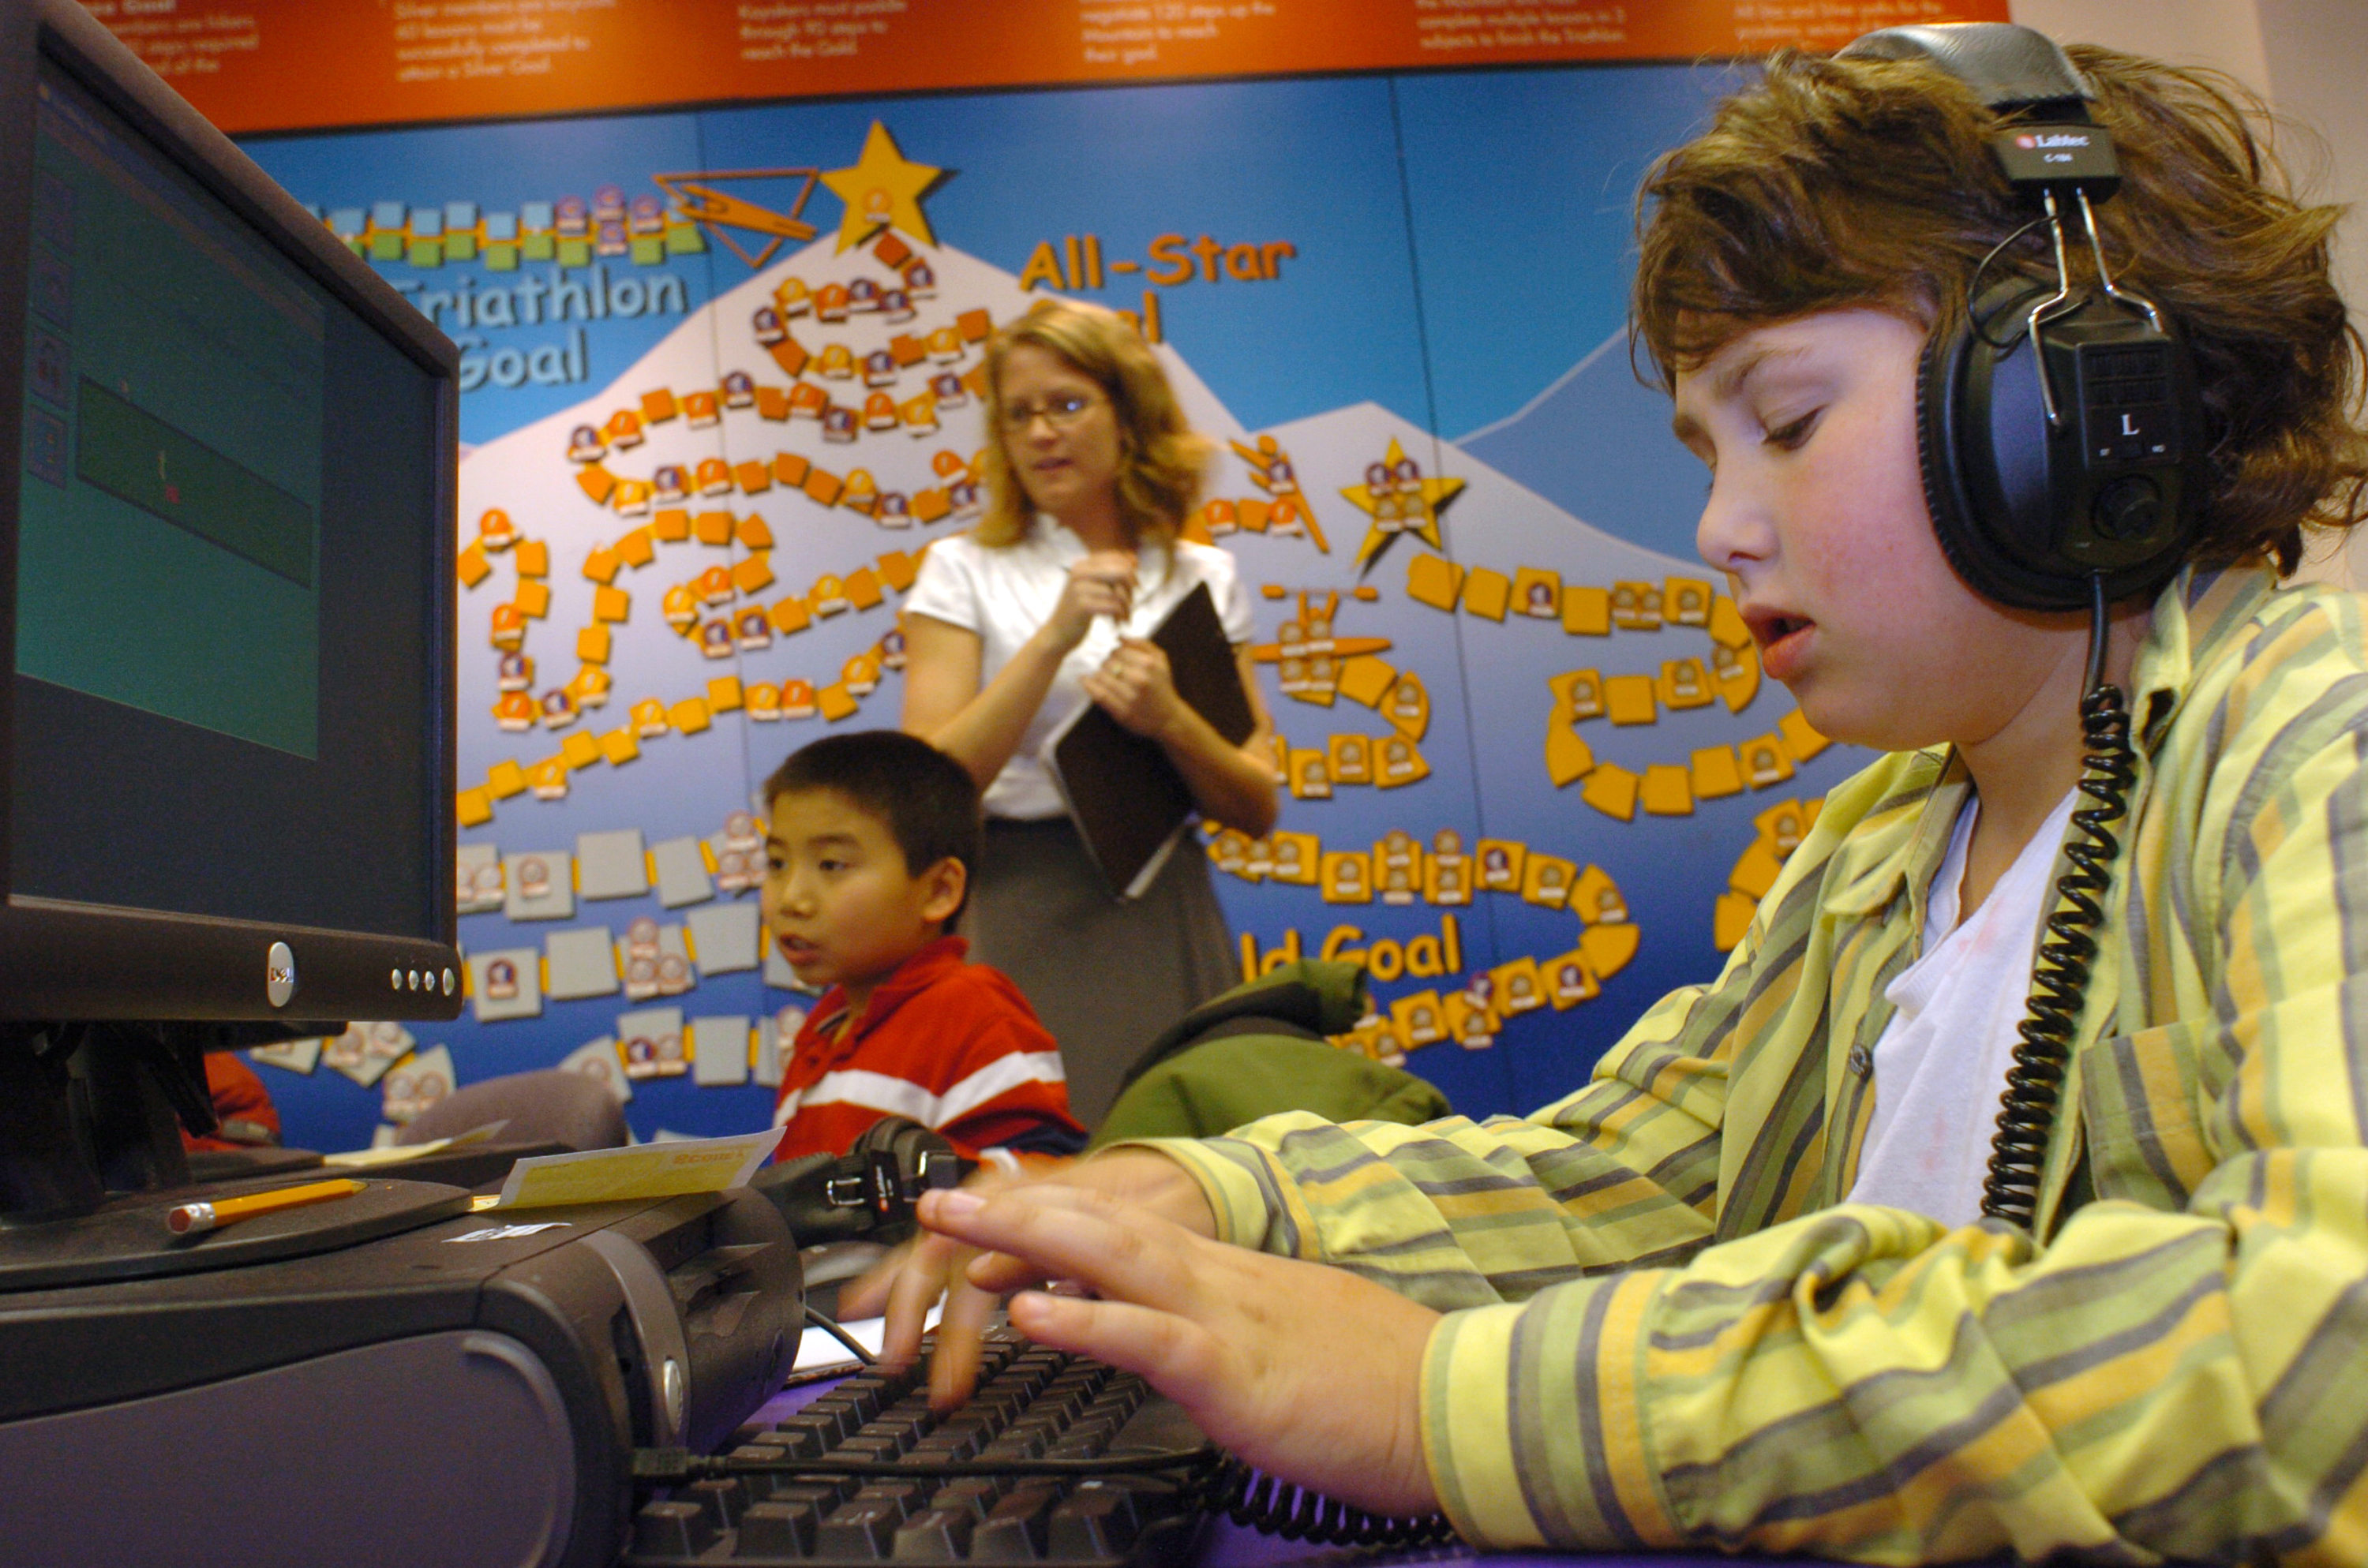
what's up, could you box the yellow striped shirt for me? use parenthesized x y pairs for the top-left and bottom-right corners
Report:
(1149, 563), (2368, 1563)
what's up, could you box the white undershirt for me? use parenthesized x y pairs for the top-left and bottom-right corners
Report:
(1845, 787), (2078, 1226)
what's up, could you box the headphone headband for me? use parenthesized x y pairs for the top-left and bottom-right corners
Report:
(1838, 22), (2095, 118)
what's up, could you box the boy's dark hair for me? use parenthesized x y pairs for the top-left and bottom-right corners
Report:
(1633, 44), (2368, 575)
(763, 730), (981, 926)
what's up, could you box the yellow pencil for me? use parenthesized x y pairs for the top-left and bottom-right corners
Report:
(167, 1177), (366, 1237)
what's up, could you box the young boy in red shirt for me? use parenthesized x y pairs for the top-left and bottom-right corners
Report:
(762, 730), (1085, 1163)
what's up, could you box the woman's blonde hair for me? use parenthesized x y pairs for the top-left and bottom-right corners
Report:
(975, 299), (1212, 550)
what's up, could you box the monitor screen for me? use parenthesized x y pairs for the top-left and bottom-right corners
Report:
(13, 57), (444, 944)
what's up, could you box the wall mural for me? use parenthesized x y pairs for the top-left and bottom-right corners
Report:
(236, 69), (1869, 1149)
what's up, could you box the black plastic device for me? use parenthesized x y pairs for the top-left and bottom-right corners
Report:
(0, 1188), (806, 1568)
(755, 1117), (974, 1249)
(0, 0), (461, 1229)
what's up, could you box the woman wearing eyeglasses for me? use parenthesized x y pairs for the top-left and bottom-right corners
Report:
(901, 298), (1280, 1125)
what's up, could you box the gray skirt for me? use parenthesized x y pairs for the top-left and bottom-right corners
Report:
(967, 817), (1239, 1126)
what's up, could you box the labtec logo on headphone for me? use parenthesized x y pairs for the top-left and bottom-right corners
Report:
(1995, 124), (2116, 183)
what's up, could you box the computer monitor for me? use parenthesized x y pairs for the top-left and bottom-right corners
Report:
(0, 0), (460, 1222)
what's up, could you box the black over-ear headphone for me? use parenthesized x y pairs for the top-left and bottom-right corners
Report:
(1838, 23), (2205, 612)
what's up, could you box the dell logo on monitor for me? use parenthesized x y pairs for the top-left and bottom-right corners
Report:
(265, 941), (296, 1008)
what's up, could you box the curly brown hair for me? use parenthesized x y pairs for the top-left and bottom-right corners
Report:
(1633, 43), (2368, 574)
(975, 298), (1212, 552)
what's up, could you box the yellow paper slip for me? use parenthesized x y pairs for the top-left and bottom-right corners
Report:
(490, 1128), (784, 1210)
(324, 1136), (453, 1169)
(320, 1119), (511, 1168)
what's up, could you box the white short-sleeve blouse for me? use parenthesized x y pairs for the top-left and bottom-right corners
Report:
(902, 518), (1257, 821)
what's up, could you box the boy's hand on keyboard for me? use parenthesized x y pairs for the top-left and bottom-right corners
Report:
(843, 1151), (1216, 1409)
(911, 1177), (1441, 1520)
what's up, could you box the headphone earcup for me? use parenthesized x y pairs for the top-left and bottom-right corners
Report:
(1918, 279), (2104, 610)
(1920, 277), (2201, 611)
(1916, 306), (2006, 604)
(1923, 279), (2169, 611)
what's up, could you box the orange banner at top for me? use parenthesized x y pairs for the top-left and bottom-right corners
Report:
(81, 0), (2012, 137)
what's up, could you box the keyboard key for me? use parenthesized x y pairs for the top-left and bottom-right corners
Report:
(838, 1434), (909, 1465)
(995, 1366), (1049, 1399)
(736, 1498), (819, 1557)
(908, 1428), (982, 1461)
(890, 1504), (976, 1560)
(972, 1485), (1060, 1560)
(773, 1479), (855, 1510)
(806, 1397), (864, 1440)
(633, 1499), (717, 1558)
(688, 1476), (750, 1529)
(864, 1414), (930, 1450)
(976, 1439), (1041, 1467)
(736, 1470), (799, 1506)
(816, 1497), (902, 1559)
(1051, 1367), (1107, 1398)
(1085, 1390), (1139, 1425)
(930, 1478), (1004, 1519)
(1048, 1487), (1137, 1557)
(861, 1481), (931, 1521)
(771, 1428), (829, 1462)
(940, 1405), (1006, 1439)
(776, 1412), (841, 1455)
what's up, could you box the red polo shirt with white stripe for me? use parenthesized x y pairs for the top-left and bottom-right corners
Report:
(770, 934), (1084, 1161)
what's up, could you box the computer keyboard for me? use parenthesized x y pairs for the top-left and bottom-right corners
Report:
(624, 1326), (1212, 1567)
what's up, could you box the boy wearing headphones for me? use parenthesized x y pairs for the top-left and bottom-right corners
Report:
(866, 27), (2368, 1562)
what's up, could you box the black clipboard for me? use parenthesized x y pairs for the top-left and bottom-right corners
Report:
(1047, 582), (1257, 900)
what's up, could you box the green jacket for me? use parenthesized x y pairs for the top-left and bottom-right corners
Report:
(1145, 567), (2368, 1563)
(1091, 960), (1449, 1147)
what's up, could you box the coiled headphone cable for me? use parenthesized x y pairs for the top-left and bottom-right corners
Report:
(1980, 573), (2135, 1229)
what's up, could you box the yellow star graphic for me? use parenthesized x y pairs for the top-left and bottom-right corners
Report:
(1339, 439), (1464, 569)
(820, 122), (942, 253)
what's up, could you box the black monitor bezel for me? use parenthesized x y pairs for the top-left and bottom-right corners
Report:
(0, 0), (462, 1023)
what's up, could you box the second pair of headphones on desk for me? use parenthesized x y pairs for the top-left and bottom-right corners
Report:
(1840, 21), (2206, 612)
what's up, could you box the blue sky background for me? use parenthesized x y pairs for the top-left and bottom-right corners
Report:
(1396, 64), (1745, 440)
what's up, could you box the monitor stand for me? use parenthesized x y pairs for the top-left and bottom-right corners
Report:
(0, 1020), (469, 1289)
